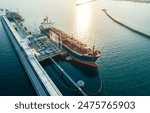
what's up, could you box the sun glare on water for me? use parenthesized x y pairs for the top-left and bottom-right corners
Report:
(75, 1), (92, 42)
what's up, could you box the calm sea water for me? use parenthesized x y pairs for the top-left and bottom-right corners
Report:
(0, 18), (36, 96)
(0, 0), (150, 95)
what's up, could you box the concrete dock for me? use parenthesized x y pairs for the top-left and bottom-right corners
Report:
(1, 16), (62, 96)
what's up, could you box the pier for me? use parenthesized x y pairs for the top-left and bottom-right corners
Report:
(49, 57), (87, 96)
(1, 10), (95, 96)
(1, 16), (62, 96)
(102, 9), (150, 39)
(75, 0), (97, 6)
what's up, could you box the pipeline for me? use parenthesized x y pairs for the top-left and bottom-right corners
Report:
(102, 9), (150, 39)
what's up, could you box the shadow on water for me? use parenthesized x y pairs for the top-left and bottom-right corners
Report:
(69, 60), (99, 77)
(67, 61), (104, 96)
(40, 59), (52, 66)
(41, 56), (103, 96)
(41, 55), (99, 77)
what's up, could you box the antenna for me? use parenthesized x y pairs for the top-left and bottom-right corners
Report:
(93, 45), (95, 56)
(34, 23), (37, 33)
(46, 16), (48, 23)
(16, 8), (19, 14)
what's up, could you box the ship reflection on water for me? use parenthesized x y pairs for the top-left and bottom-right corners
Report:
(41, 56), (102, 96)
(70, 60), (99, 77)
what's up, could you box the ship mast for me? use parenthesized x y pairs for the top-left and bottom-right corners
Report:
(92, 45), (95, 56)
(46, 16), (48, 23)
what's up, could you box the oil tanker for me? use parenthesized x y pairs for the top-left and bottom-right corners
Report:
(40, 17), (101, 67)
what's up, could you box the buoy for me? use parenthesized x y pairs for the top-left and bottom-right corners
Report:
(77, 80), (85, 88)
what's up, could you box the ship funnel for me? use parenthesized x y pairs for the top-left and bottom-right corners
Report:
(93, 45), (95, 56)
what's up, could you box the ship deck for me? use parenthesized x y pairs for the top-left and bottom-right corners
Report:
(50, 27), (100, 57)
(62, 38), (89, 55)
